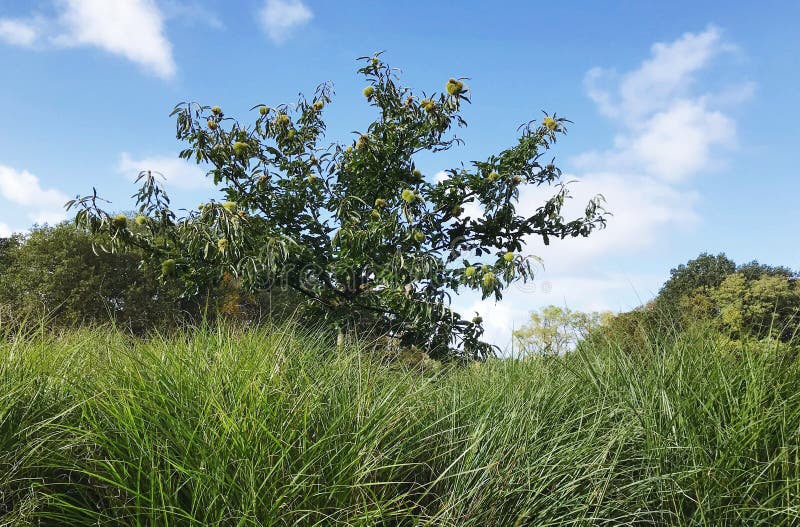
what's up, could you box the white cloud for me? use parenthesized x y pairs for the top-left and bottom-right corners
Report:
(0, 223), (12, 237)
(585, 25), (731, 123)
(258, 0), (313, 43)
(0, 0), (176, 79)
(455, 26), (751, 348)
(118, 152), (212, 191)
(54, 0), (175, 79)
(552, 26), (743, 261)
(0, 165), (69, 225)
(577, 27), (744, 185)
(0, 18), (39, 47)
(574, 98), (736, 184)
(518, 172), (700, 273)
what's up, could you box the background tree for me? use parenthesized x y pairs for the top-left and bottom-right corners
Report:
(0, 222), (304, 332)
(0, 236), (19, 271)
(513, 305), (610, 356)
(736, 260), (795, 281)
(656, 253), (736, 311)
(0, 235), (20, 326)
(713, 272), (800, 340)
(590, 304), (663, 355)
(0, 222), (191, 332)
(69, 55), (608, 359)
(601, 252), (800, 349)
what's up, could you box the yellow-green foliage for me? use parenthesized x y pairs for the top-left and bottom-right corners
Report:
(622, 253), (800, 344)
(712, 272), (800, 339)
(514, 305), (609, 356)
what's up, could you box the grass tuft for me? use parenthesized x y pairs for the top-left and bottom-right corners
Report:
(2, 322), (799, 525)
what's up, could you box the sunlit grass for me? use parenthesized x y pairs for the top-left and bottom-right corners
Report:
(2, 322), (799, 525)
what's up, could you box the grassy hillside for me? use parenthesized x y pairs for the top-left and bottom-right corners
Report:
(2, 324), (800, 526)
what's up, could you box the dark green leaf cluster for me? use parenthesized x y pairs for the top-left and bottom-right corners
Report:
(0, 223), (188, 332)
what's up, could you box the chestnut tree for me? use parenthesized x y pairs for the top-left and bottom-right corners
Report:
(68, 55), (608, 359)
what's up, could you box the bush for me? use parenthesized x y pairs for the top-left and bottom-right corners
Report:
(0, 223), (190, 332)
(0, 223), (314, 333)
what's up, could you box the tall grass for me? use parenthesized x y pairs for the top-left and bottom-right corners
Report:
(2, 322), (799, 525)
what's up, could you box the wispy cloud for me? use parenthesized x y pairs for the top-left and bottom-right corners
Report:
(0, 0), (176, 79)
(118, 152), (212, 191)
(576, 27), (742, 184)
(258, 0), (313, 44)
(463, 26), (752, 348)
(0, 164), (69, 226)
(584, 26), (736, 124)
(0, 18), (40, 47)
(160, 0), (224, 30)
(545, 25), (745, 261)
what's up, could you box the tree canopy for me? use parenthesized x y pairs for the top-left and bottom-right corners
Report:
(603, 252), (800, 347)
(656, 253), (737, 310)
(0, 223), (187, 331)
(513, 305), (610, 356)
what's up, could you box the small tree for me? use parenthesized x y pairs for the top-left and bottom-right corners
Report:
(68, 55), (607, 359)
(513, 305), (609, 356)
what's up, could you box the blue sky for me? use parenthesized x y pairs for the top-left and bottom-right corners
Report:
(0, 0), (798, 346)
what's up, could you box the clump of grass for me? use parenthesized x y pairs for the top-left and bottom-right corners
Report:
(1, 322), (799, 525)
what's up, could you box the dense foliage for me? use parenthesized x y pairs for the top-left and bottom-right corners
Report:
(599, 252), (800, 349)
(0, 223), (187, 331)
(0, 222), (303, 332)
(656, 252), (737, 310)
(68, 55), (607, 358)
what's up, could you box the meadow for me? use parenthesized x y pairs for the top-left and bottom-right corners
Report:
(2, 322), (799, 526)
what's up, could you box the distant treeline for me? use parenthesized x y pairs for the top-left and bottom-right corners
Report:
(511, 253), (799, 357)
(0, 222), (303, 333)
(598, 252), (800, 351)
